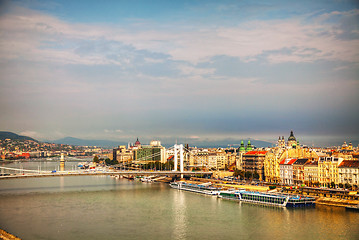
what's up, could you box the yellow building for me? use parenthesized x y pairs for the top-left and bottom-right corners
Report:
(264, 147), (318, 183)
(318, 157), (344, 187)
(338, 160), (359, 187)
(264, 149), (282, 183)
(304, 161), (319, 187)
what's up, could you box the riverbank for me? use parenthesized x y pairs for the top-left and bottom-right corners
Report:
(189, 178), (359, 208)
(315, 197), (359, 208)
(0, 229), (21, 240)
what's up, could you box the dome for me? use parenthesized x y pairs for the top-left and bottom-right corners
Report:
(134, 138), (141, 147)
(239, 140), (245, 151)
(288, 131), (296, 141)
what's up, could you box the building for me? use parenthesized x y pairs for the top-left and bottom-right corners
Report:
(279, 158), (297, 185)
(292, 158), (310, 185)
(304, 161), (319, 187)
(133, 141), (166, 163)
(277, 136), (285, 148)
(318, 156), (344, 187)
(338, 160), (359, 187)
(287, 130), (297, 147)
(242, 151), (267, 180)
(208, 152), (217, 170)
(264, 149), (283, 183)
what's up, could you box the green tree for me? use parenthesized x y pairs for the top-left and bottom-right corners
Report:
(345, 183), (351, 189)
(339, 183), (343, 188)
(330, 182), (335, 188)
(93, 155), (99, 163)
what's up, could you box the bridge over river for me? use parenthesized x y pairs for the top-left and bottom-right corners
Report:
(0, 143), (213, 179)
(0, 166), (212, 180)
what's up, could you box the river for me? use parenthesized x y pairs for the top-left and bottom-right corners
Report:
(0, 161), (358, 240)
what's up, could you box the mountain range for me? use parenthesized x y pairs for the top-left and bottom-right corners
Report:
(1, 131), (275, 148)
(51, 137), (127, 148)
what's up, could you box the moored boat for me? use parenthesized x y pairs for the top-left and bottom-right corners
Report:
(218, 190), (315, 208)
(345, 205), (359, 211)
(170, 181), (221, 195)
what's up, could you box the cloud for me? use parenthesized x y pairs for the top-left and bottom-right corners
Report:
(0, 4), (358, 68)
(19, 130), (42, 139)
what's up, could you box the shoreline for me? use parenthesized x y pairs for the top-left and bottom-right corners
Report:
(188, 178), (359, 208)
(0, 229), (21, 240)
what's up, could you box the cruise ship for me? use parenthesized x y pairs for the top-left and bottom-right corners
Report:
(170, 181), (221, 195)
(218, 190), (315, 207)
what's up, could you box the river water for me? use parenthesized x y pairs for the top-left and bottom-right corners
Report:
(0, 162), (358, 240)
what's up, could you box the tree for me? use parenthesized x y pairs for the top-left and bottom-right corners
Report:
(244, 171), (252, 179)
(253, 171), (260, 180)
(345, 183), (351, 189)
(93, 155), (100, 163)
(330, 182), (335, 188)
(339, 183), (343, 188)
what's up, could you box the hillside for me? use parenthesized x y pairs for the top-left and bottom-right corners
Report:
(0, 131), (37, 142)
(52, 137), (127, 148)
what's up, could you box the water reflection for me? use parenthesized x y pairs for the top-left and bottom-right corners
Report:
(172, 190), (187, 240)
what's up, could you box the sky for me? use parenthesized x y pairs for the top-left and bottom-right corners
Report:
(0, 0), (358, 147)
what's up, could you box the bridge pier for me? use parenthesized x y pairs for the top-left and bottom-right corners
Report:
(173, 144), (184, 178)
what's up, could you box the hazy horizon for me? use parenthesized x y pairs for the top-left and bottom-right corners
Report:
(1, 0), (358, 146)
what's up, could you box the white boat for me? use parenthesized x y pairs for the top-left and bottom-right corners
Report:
(218, 190), (315, 207)
(170, 181), (221, 195)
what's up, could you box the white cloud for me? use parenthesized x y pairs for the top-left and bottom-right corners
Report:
(0, 5), (358, 68)
(19, 130), (42, 139)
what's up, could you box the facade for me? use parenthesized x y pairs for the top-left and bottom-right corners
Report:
(279, 158), (297, 185)
(133, 141), (166, 163)
(208, 153), (217, 169)
(264, 149), (282, 183)
(277, 136), (285, 148)
(292, 158), (310, 185)
(216, 151), (227, 170)
(318, 157), (344, 187)
(242, 151), (267, 180)
(304, 161), (319, 187)
(338, 160), (359, 187)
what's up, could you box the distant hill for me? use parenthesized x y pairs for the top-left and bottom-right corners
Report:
(52, 137), (127, 148)
(0, 131), (37, 142)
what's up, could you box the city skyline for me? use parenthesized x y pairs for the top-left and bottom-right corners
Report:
(0, 0), (358, 146)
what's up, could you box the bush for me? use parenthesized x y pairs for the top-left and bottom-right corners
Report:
(269, 186), (276, 190)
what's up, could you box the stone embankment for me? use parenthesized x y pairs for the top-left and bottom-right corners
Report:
(190, 177), (359, 208)
(315, 197), (359, 208)
(0, 229), (21, 240)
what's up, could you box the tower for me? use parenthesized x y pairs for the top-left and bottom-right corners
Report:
(287, 130), (297, 147)
(60, 153), (65, 171)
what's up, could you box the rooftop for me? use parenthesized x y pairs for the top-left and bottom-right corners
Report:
(338, 160), (359, 168)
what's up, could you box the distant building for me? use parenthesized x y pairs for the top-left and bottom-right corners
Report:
(287, 130), (297, 147)
(242, 151), (267, 180)
(277, 136), (285, 148)
(338, 160), (359, 187)
(304, 161), (319, 187)
(264, 149), (282, 183)
(292, 158), (310, 185)
(318, 156), (344, 187)
(279, 158), (297, 185)
(133, 140), (166, 163)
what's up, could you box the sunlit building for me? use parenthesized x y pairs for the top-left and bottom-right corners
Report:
(318, 156), (344, 187)
(338, 160), (359, 187)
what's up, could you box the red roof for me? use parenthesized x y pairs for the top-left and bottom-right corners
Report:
(279, 158), (297, 165)
(245, 151), (267, 155)
(338, 160), (359, 168)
